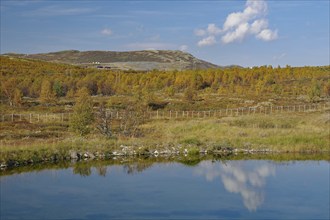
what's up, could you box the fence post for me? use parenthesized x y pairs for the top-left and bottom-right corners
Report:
(29, 113), (32, 123)
(11, 114), (14, 122)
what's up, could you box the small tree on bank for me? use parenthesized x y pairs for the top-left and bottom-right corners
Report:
(119, 99), (146, 138)
(183, 86), (197, 102)
(40, 80), (56, 105)
(70, 87), (94, 136)
(13, 88), (23, 107)
(1, 78), (17, 106)
(95, 102), (113, 138)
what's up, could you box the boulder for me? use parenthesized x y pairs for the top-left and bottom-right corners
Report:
(69, 150), (79, 159)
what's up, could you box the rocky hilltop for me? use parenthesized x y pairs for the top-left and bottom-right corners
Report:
(4, 50), (221, 71)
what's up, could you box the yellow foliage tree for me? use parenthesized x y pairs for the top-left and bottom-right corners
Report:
(70, 87), (94, 136)
(40, 80), (56, 105)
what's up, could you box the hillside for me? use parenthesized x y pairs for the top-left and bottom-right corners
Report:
(3, 50), (221, 71)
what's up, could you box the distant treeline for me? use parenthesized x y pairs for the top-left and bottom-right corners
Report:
(1, 56), (329, 106)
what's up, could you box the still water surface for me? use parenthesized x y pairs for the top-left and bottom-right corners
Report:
(1, 159), (329, 219)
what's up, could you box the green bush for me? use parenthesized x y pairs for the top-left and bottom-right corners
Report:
(188, 147), (200, 155)
(69, 88), (94, 136)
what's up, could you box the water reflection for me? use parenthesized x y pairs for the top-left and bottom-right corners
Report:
(71, 161), (153, 177)
(195, 161), (275, 211)
(122, 162), (153, 174)
(1, 158), (329, 220)
(96, 165), (107, 177)
(73, 164), (92, 177)
(70, 159), (276, 212)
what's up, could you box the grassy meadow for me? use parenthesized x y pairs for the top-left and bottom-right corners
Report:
(1, 107), (329, 165)
(1, 57), (329, 166)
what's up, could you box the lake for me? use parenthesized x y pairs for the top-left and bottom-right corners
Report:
(1, 156), (329, 219)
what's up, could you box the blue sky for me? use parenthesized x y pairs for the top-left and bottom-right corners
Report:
(1, 0), (329, 67)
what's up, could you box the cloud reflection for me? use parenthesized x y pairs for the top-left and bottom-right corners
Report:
(195, 161), (275, 211)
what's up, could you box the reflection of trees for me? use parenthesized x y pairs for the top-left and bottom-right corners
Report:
(195, 161), (275, 211)
(72, 164), (107, 177)
(179, 157), (202, 167)
(73, 164), (92, 177)
(123, 162), (153, 174)
(96, 166), (107, 177)
(71, 160), (155, 177)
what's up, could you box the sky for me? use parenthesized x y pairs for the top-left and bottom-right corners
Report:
(1, 0), (329, 67)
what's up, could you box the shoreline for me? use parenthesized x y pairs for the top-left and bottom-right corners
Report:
(1, 144), (329, 170)
(1, 111), (329, 169)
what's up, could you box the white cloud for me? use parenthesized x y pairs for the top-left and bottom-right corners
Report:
(101, 28), (113, 36)
(194, 161), (275, 211)
(222, 0), (267, 32)
(194, 28), (207, 36)
(195, 0), (278, 46)
(198, 36), (216, 47)
(221, 23), (250, 44)
(250, 19), (268, 34)
(179, 45), (188, 51)
(245, 0), (268, 16)
(207, 23), (222, 35)
(256, 29), (278, 41)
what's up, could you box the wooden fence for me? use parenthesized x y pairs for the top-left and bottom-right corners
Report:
(1, 103), (329, 123)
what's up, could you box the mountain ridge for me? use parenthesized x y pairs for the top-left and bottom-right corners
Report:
(3, 50), (231, 71)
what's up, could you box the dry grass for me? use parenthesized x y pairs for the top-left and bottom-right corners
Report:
(140, 111), (329, 152)
(0, 110), (329, 164)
